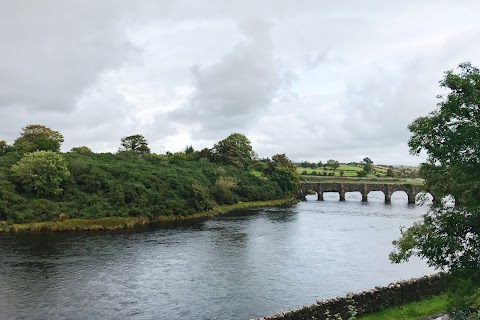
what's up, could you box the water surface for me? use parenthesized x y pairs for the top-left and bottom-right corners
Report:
(0, 192), (433, 319)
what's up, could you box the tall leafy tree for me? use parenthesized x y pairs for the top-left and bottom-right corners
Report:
(211, 133), (254, 169)
(119, 134), (150, 155)
(265, 153), (298, 193)
(390, 63), (480, 316)
(14, 124), (64, 152)
(11, 151), (70, 196)
(362, 157), (373, 174)
(327, 159), (340, 175)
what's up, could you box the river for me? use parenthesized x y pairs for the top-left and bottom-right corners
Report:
(0, 192), (433, 320)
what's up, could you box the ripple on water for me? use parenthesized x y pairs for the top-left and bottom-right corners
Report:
(0, 199), (433, 320)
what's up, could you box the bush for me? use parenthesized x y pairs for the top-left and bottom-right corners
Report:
(11, 151), (70, 196)
(356, 170), (368, 177)
(1, 151), (288, 223)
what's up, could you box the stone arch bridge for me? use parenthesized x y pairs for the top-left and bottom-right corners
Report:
(300, 182), (428, 204)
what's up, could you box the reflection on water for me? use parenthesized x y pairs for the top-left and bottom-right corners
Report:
(0, 196), (433, 320)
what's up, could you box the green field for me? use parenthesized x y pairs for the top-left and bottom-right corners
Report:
(296, 164), (388, 177)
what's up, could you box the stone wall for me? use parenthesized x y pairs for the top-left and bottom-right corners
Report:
(257, 273), (448, 320)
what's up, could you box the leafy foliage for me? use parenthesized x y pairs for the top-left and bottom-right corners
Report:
(11, 151), (70, 196)
(265, 154), (298, 193)
(362, 157), (374, 174)
(14, 124), (64, 152)
(211, 133), (253, 169)
(119, 134), (151, 155)
(327, 159), (340, 174)
(390, 63), (480, 317)
(70, 146), (93, 154)
(0, 140), (8, 155)
(386, 168), (395, 177)
(0, 151), (285, 223)
(0, 128), (298, 224)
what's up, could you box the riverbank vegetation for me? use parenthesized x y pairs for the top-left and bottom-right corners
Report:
(0, 129), (298, 227)
(0, 198), (294, 232)
(390, 63), (480, 319)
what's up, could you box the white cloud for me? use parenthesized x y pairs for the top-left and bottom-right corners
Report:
(1, 0), (480, 164)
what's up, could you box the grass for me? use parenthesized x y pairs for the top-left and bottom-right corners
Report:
(296, 165), (364, 177)
(296, 164), (390, 177)
(359, 294), (448, 320)
(0, 197), (298, 233)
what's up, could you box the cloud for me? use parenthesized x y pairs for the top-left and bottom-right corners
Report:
(0, 0), (139, 112)
(1, 1), (480, 164)
(167, 19), (289, 139)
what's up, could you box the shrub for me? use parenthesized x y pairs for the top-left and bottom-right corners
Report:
(11, 151), (70, 196)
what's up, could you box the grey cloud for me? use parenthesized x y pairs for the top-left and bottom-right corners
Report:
(167, 19), (285, 139)
(338, 32), (480, 148)
(0, 0), (139, 112)
(1, 0), (480, 165)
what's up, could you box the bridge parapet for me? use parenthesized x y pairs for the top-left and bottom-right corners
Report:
(300, 182), (425, 204)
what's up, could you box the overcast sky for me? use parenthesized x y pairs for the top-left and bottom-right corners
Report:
(1, 1), (479, 165)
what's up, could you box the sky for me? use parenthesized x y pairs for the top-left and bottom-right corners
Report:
(1, 1), (480, 165)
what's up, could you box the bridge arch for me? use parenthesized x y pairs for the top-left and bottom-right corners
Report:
(300, 182), (423, 205)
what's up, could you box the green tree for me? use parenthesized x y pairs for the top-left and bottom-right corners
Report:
(265, 153), (298, 193)
(327, 159), (340, 175)
(119, 134), (150, 155)
(11, 151), (70, 196)
(211, 133), (254, 169)
(0, 140), (9, 155)
(184, 145), (195, 154)
(362, 157), (373, 174)
(390, 63), (480, 316)
(363, 157), (373, 164)
(70, 146), (93, 154)
(356, 169), (367, 177)
(300, 161), (310, 168)
(386, 168), (395, 177)
(14, 124), (64, 152)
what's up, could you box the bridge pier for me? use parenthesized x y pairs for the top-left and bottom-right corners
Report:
(385, 193), (391, 203)
(407, 193), (415, 204)
(317, 191), (323, 201)
(385, 188), (392, 203)
(361, 193), (367, 202)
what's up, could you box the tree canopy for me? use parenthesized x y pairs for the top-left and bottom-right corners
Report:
(119, 134), (151, 155)
(0, 140), (8, 155)
(327, 159), (340, 173)
(70, 146), (93, 154)
(11, 151), (70, 196)
(14, 124), (64, 152)
(265, 153), (298, 193)
(390, 63), (480, 315)
(362, 157), (373, 174)
(211, 133), (254, 169)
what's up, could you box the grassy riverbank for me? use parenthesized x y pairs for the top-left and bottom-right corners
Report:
(0, 197), (297, 233)
(359, 293), (448, 320)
